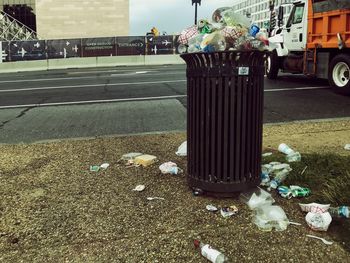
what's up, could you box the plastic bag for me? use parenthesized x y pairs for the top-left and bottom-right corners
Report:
(240, 188), (275, 210)
(176, 141), (187, 156)
(159, 162), (181, 175)
(253, 205), (289, 231)
(220, 8), (251, 28)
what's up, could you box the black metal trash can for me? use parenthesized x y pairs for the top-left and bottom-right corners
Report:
(180, 51), (265, 196)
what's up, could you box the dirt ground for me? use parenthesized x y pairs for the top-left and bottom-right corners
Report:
(0, 120), (350, 262)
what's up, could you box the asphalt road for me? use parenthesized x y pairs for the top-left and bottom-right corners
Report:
(0, 64), (349, 143)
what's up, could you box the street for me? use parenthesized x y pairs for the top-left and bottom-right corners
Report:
(0, 64), (349, 143)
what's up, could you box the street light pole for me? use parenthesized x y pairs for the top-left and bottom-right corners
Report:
(192, 0), (202, 25)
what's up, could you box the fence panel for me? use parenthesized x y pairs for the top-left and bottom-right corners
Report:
(81, 37), (116, 57)
(146, 35), (174, 55)
(8, 40), (46, 61)
(47, 39), (81, 59)
(116, 36), (145, 56)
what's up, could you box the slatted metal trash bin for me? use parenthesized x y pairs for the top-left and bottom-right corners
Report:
(180, 51), (265, 196)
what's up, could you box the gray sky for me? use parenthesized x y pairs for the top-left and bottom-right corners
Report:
(130, 0), (237, 36)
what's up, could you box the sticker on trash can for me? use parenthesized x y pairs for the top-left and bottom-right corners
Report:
(238, 67), (249, 76)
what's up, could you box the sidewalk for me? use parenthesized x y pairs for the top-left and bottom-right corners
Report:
(0, 120), (349, 262)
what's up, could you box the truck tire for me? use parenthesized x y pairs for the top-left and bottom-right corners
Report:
(266, 50), (279, 79)
(329, 54), (350, 96)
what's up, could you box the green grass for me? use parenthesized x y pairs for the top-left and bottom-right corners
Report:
(263, 153), (350, 205)
(263, 152), (350, 250)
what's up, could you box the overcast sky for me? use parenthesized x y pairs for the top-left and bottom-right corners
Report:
(130, 0), (238, 36)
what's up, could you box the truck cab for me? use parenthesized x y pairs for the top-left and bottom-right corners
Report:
(267, 0), (350, 95)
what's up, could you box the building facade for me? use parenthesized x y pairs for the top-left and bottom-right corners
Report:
(232, 0), (293, 29)
(0, 0), (129, 40)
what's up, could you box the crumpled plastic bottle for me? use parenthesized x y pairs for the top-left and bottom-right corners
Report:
(200, 31), (226, 52)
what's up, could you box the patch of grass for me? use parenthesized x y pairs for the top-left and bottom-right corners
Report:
(263, 152), (350, 250)
(263, 153), (350, 205)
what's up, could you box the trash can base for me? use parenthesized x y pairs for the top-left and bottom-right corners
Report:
(188, 177), (260, 197)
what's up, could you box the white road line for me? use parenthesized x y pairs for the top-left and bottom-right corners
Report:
(0, 80), (187, 93)
(0, 82), (329, 93)
(0, 71), (183, 84)
(265, 86), (329, 92)
(0, 95), (187, 109)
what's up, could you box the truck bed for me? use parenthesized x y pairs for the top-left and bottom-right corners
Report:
(307, 0), (350, 49)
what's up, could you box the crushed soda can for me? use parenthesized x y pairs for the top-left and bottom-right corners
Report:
(220, 206), (238, 218)
(290, 185), (311, 197)
(277, 186), (293, 199)
(206, 204), (218, 212)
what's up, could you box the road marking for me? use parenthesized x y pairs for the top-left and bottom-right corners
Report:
(0, 95), (187, 109)
(0, 71), (183, 84)
(265, 86), (329, 92)
(0, 82), (329, 93)
(0, 80), (187, 93)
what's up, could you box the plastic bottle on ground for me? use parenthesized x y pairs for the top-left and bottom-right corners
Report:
(329, 206), (349, 218)
(268, 168), (290, 189)
(194, 239), (228, 263)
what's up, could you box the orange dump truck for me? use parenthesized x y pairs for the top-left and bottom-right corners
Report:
(267, 0), (350, 95)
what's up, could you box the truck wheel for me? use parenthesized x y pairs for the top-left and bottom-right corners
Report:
(266, 51), (279, 79)
(329, 54), (350, 96)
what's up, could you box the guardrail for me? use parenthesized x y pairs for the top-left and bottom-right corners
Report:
(0, 35), (181, 63)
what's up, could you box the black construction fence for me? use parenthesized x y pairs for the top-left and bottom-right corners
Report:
(0, 35), (181, 62)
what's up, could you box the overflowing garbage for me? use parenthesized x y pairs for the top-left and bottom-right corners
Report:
(178, 7), (271, 54)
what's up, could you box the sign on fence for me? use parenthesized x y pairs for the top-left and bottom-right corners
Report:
(47, 39), (81, 59)
(116, 36), (145, 56)
(0, 35), (180, 62)
(146, 35), (174, 55)
(81, 37), (116, 57)
(9, 40), (46, 61)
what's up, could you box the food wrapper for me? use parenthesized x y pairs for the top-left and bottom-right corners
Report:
(178, 25), (199, 45)
(305, 212), (332, 231)
(299, 203), (330, 214)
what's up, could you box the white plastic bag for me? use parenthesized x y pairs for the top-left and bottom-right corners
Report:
(253, 205), (289, 231)
(176, 141), (187, 156)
